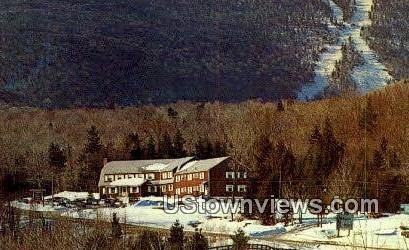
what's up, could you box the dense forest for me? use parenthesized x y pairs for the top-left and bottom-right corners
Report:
(1, 81), (409, 211)
(332, 0), (353, 21)
(327, 38), (363, 95)
(364, 0), (409, 80)
(0, 0), (332, 108)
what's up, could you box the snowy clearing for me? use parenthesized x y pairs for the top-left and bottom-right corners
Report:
(11, 191), (409, 249)
(298, 0), (393, 100)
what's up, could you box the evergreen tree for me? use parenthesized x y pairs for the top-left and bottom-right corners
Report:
(168, 220), (184, 250)
(276, 100), (285, 112)
(126, 132), (142, 160)
(173, 130), (186, 158)
(359, 99), (378, 133)
(205, 141), (214, 158)
(231, 228), (249, 250)
(389, 151), (401, 170)
(79, 125), (105, 190)
(158, 132), (173, 158)
(380, 137), (388, 154)
(213, 141), (227, 157)
(273, 141), (296, 187)
(195, 137), (213, 159)
(48, 142), (67, 171)
(321, 118), (345, 175)
(111, 213), (122, 239)
(144, 136), (157, 159)
(188, 228), (208, 250)
(371, 149), (385, 172)
(130, 230), (165, 250)
(253, 134), (275, 224)
(167, 107), (179, 119)
(306, 120), (344, 196)
(85, 125), (103, 154)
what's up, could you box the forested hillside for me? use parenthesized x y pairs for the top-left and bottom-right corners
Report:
(1, 80), (409, 210)
(332, 0), (353, 21)
(364, 0), (409, 80)
(0, 0), (331, 108)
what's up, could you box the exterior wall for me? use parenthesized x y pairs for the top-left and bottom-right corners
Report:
(99, 158), (251, 200)
(174, 171), (208, 197)
(158, 183), (174, 196)
(101, 170), (172, 197)
(156, 171), (175, 196)
(208, 159), (250, 198)
(99, 182), (153, 200)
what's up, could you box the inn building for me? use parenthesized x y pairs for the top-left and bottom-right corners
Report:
(98, 156), (250, 202)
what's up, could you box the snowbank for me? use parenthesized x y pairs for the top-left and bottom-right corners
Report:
(282, 214), (409, 249)
(43, 191), (98, 201)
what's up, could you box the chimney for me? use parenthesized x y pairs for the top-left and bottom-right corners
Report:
(103, 158), (108, 166)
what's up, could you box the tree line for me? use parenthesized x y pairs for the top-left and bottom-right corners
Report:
(1, 82), (409, 213)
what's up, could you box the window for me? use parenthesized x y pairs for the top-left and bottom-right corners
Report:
(162, 173), (167, 179)
(131, 187), (139, 193)
(161, 185), (167, 192)
(182, 187), (187, 193)
(102, 187), (106, 194)
(168, 184), (173, 192)
(105, 175), (113, 182)
(188, 174), (193, 181)
(199, 172), (205, 179)
(168, 172), (173, 178)
(188, 187), (193, 194)
(193, 173), (199, 179)
(199, 185), (204, 192)
(236, 172), (248, 179)
(176, 175), (180, 182)
(226, 185), (234, 192)
(226, 172), (235, 179)
(147, 186), (152, 193)
(128, 174), (133, 179)
(193, 186), (197, 192)
(109, 187), (117, 194)
(176, 188), (180, 195)
(147, 173), (155, 180)
(238, 185), (247, 192)
(138, 174), (144, 178)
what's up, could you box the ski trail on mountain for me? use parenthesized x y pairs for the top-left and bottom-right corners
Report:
(349, 0), (393, 92)
(298, 0), (393, 100)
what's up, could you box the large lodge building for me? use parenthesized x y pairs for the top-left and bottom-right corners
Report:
(98, 156), (250, 202)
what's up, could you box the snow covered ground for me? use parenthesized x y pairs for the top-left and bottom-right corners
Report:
(12, 193), (292, 237)
(281, 214), (409, 249)
(298, 0), (393, 100)
(12, 192), (409, 249)
(349, 0), (393, 92)
(298, 0), (344, 101)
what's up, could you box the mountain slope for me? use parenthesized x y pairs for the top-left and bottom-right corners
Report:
(363, 0), (409, 80)
(0, 0), (331, 108)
